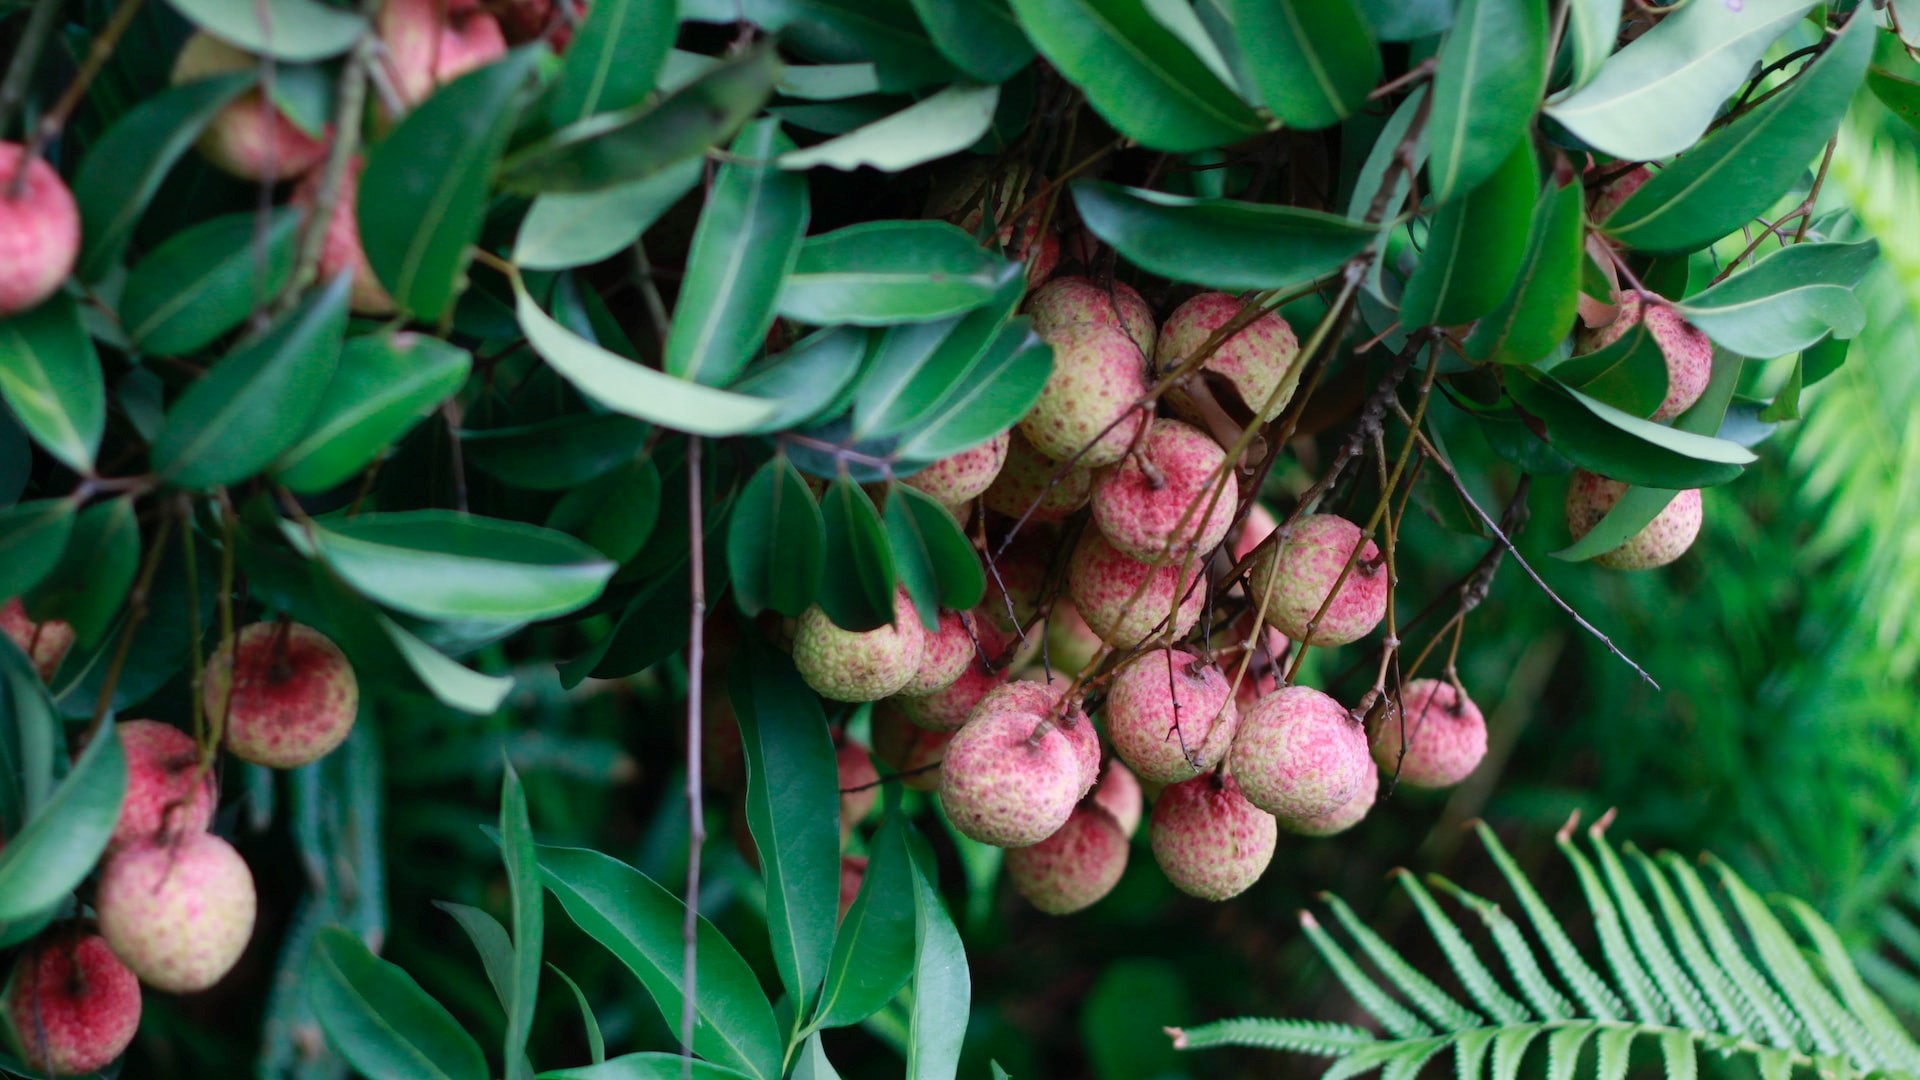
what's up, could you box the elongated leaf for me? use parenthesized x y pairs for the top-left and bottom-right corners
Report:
(499, 764), (542, 1080)
(308, 927), (490, 1080)
(121, 209), (300, 357)
(905, 846), (969, 1080)
(1563, 0), (1622, 93)
(1507, 367), (1754, 488)
(909, 0), (1034, 83)
(378, 614), (515, 715)
(514, 158), (703, 271)
(274, 333), (472, 493)
(27, 498), (138, 645)
(435, 901), (515, 1009)
(1425, 0), (1546, 204)
(0, 500), (75, 600)
(780, 84), (1000, 172)
(544, 0), (679, 125)
(1465, 169), (1583, 364)
(163, 0), (366, 59)
(811, 811), (916, 1028)
(778, 221), (1008, 325)
(852, 268), (1025, 440)
(0, 721), (123, 922)
(1400, 139), (1538, 327)
(0, 295), (104, 472)
(885, 487), (985, 620)
(1074, 181), (1375, 291)
(1674, 239), (1877, 357)
(816, 476), (896, 631)
(548, 964), (605, 1064)
(731, 326), (872, 434)
(791, 1036), (844, 1080)
(891, 321), (1050, 462)
(1551, 320), (1670, 418)
(463, 415), (651, 491)
(1233, 0), (1379, 130)
(728, 457), (825, 617)
(538, 1055), (753, 1079)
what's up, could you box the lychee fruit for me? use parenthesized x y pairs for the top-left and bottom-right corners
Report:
(111, 720), (216, 849)
(1246, 514), (1386, 647)
(1067, 532), (1205, 650)
(905, 432), (1009, 508)
(1370, 678), (1487, 789)
(870, 701), (949, 791)
(1043, 600), (1103, 677)
(899, 610), (976, 696)
(1105, 649), (1238, 785)
(937, 683), (1084, 847)
(1, 597), (75, 682)
(1090, 418), (1238, 562)
(1005, 805), (1129, 914)
(378, 0), (509, 108)
(498, 0), (584, 50)
(204, 622), (358, 769)
(837, 738), (879, 832)
(1565, 471), (1702, 570)
(977, 528), (1053, 633)
(1019, 321), (1150, 468)
(793, 591), (926, 702)
(0, 142), (80, 317)
(4, 933), (142, 1074)
(990, 678), (1100, 796)
(1229, 685), (1370, 826)
(838, 854), (866, 921)
(1588, 163), (1651, 223)
(1231, 501), (1278, 566)
(983, 431), (1093, 526)
(1156, 292), (1301, 424)
(1092, 758), (1142, 836)
(1575, 293), (1711, 421)
(1026, 276), (1156, 354)
(1284, 759), (1377, 837)
(171, 34), (330, 181)
(896, 618), (1013, 731)
(96, 832), (256, 993)
(1148, 772), (1276, 901)
(290, 155), (396, 316)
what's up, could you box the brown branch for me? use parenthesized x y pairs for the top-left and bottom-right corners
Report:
(681, 438), (707, 1080)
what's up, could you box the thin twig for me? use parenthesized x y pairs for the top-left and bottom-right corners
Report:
(85, 499), (177, 742)
(680, 437), (707, 1080)
(10, 0), (147, 197)
(0, 0), (64, 137)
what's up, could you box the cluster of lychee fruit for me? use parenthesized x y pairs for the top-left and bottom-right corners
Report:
(1, 609), (358, 1074)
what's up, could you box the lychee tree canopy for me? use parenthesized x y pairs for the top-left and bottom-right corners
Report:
(1, 0), (1916, 1076)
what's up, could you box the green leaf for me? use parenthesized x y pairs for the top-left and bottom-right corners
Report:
(668, 120), (809, 386)
(288, 510), (615, 623)
(1355, 0), (1449, 41)
(0, 295), (104, 473)
(548, 965), (606, 1064)
(537, 1055), (753, 1079)
(121, 209), (301, 357)
(890, 321), (1050, 462)
(1673, 239), (1877, 357)
(1545, 0), (1815, 160)
(0, 720), (123, 922)
(463, 415), (652, 491)
(778, 63), (883, 100)
(1399, 138), (1538, 327)
(905, 842), (969, 1079)
(730, 326), (873, 434)
(851, 268), (1025, 440)
(514, 158), (703, 271)
(1606, 12), (1874, 253)
(1344, 84), (1427, 221)
(515, 280), (784, 436)
(377, 613), (515, 715)
(791, 1035), (844, 1080)
(74, 73), (253, 281)
(1073, 180), (1375, 291)
(1232, 0), (1380, 130)
(885, 487), (985, 622)
(500, 764), (542, 1080)
(0, 500), (75, 600)
(537, 844), (784, 1080)
(1551, 320), (1670, 418)
(544, 0), (679, 125)
(779, 83), (1001, 172)
(1562, 0), (1622, 93)
(730, 636), (841, 1013)
(909, 0), (1034, 82)
(360, 49), (539, 321)
(816, 476), (897, 631)
(308, 927), (490, 1080)
(273, 333), (473, 493)
(777, 221), (1009, 326)
(150, 274), (349, 489)
(810, 810), (917, 1029)
(1006, 0), (1264, 151)
(434, 901), (516, 1010)
(162, 0), (366, 59)
(547, 460), (663, 563)
(1424, 0), (1547, 204)
(1868, 30), (1920, 134)
(728, 457), (825, 617)
(1464, 169), (1584, 365)
(501, 41), (782, 194)
(26, 498), (138, 646)
(1506, 365), (1755, 488)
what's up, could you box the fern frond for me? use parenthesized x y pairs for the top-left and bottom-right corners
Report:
(1488, 1024), (1542, 1079)
(1396, 871), (1532, 1025)
(1657, 1029), (1696, 1080)
(1593, 1027), (1634, 1080)
(1432, 876), (1576, 1021)
(1784, 897), (1920, 1071)
(1477, 822), (1626, 1021)
(1378, 1039), (1447, 1080)
(1659, 852), (1806, 1051)
(1452, 1028), (1496, 1080)
(1300, 910), (1435, 1039)
(1164, 1016), (1374, 1055)
(1557, 825), (1667, 1024)
(1323, 1038), (1450, 1080)
(1321, 891), (1484, 1032)
(1543, 1021), (1596, 1080)
(1590, 833), (1713, 1031)
(1626, 844), (1758, 1038)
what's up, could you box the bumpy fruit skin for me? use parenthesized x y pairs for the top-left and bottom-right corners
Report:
(837, 739), (879, 832)
(905, 433), (1009, 507)
(1156, 292), (1301, 423)
(0, 598), (75, 682)
(870, 701), (950, 791)
(977, 529), (1052, 634)
(1105, 649), (1238, 785)
(1092, 758), (1143, 837)
(171, 34), (330, 181)
(97, 833), (256, 993)
(0, 142), (81, 317)
(1577, 294), (1712, 421)
(990, 679), (1100, 795)
(793, 591), (926, 702)
(1587, 163), (1651, 223)
(1370, 679), (1486, 789)
(1005, 805), (1129, 914)
(1247, 514), (1386, 646)
(4, 934), (142, 1074)
(837, 855), (867, 921)
(900, 610), (976, 696)
(204, 623), (358, 769)
(1019, 321), (1150, 468)
(1091, 419), (1237, 562)
(1232, 502), (1277, 565)
(1043, 600), (1103, 677)
(379, 0), (508, 107)
(1565, 471), (1702, 570)
(112, 720), (216, 849)
(938, 684), (1083, 847)
(1229, 685), (1369, 826)
(1285, 760), (1376, 837)
(1148, 773), (1277, 901)
(983, 434), (1092, 529)
(1067, 532), (1205, 650)
(1026, 276), (1157, 353)
(291, 156), (396, 316)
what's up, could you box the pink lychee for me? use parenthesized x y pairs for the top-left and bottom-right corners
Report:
(291, 155), (396, 316)
(1019, 321), (1150, 468)
(982, 431), (1092, 524)
(1067, 532), (1205, 650)
(899, 610), (976, 696)
(1565, 471), (1702, 570)
(870, 701), (949, 791)
(1, 597), (75, 682)
(1228, 685), (1370, 826)
(378, 0), (509, 108)
(171, 34), (330, 181)
(1090, 418), (1237, 562)
(1026, 276), (1156, 353)
(1588, 163), (1651, 223)
(1092, 758), (1143, 836)
(977, 529), (1053, 634)
(1576, 293), (1712, 421)
(897, 617), (1014, 731)
(793, 591), (926, 702)
(1005, 805), (1129, 914)
(4, 933), (142, 1074)
(204, 622), (358, 769)
(1156, 292), (1301, 424)
(1231, 502), (1278, 565)
(96, 833), (256, 993)
(905, 433), (1009, 507)
(1104, 649), (1238, 785)
(1148, 772), (1276, 900)
(1285, 759), (1377, 837)
(1246, 514), (1387, 647)
(990, 678), (1100, 796)
(0, 142), (80, 317)
(937, 683), (1084, 847)
(111, 720), (216, 850)
(1370, 679), (1487, 789)
(837, 738), (879, 833)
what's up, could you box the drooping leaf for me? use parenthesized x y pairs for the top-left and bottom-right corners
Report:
(543, 0), (680, 125)
(779, 84), (1001, 172)
(1550, 318), (1669, 418)
(1674, 239), (1877, 357)
(1400, 138), (1539, 327)
(904, 840), (970, 1080)
(26, 498), (139, 646)
(730, 326), (873, 434)
(434, 901), (516, 1011)
(908, 0), (1034, 83)
(1506, 365), (1755, 488)
(462, 415), (652, 491)
(1424, 0), (1548, 204)
(377, 614), (515, 715)
(852, 268), (1025, 441)
(728, 457), (826, 617)
(120, 209), (300, 357)
(1231, 0), (1380, 130)
(308, 927), (490, 1080)
(810, 809), (918, 1029)
(1073, 181), (1375, 291)
(1562, 0), (1623, 93)
(0, 500), (75, 601)
(273, 333), (472, 493)
(513, 157), (703, 271)
(1867, 30), (1920, 133)
(0, 720), (123, 923)
(499, 764), (542, 1080)
(777, 221), (1009, 325)
(890, 321), (1050, 463)
(162, 0), (366, 59)
(884, 487), (986, 623)
(0, 295), (105, 473)
(816, 476), (896, 631)
(1465, 169), (1584, 364)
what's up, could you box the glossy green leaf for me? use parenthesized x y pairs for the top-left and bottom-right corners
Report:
(538, 1055), (753, 1079)
(1007, 0), (1263, 152)
(905, 841), (969, 1080)
(121, 209), (300, 357)
(1674, 240), (1877, 357)
(1400, 139), (1538, 327)
(546, 460), (663, 563)
(669, 121), (809, 387)
(779, 83), (1000, 171)
(777, 63), (881, 100)
(163, 0), (365, 59)
(1143, 0), (1243, 95)
(537, 844), (783, 1079)
(730, 636), (840, 1012)
(501, 42), (782, 194)
(0, 295), (104, 473)
(1563, 0), (1622, 93)
(1424, 0), (1547, 204)
(728, 457), (825, 617)
(463, 415), (652, 491)
(891, 321), (1049, 462)
(853, 268), (1025, 441)
(435, 900), (516, 1010)
(1868, 30), (1920, 133)
(1606, 12), (1873, 253)
(1232, 0), (1380, 130)
(910, 0), (1034, 82)
(817, 476), (896, 631)
(791, 1036), (844, 1080)
(1551, 320), (1670, 418)
(1507, 366), (1755, 488)
(731, 327), (873, 433)
(500, 764), (542, 1080)
(377, 614), (515, 715)
(360, 50), (539, 321)
(544, 0), (679, 125)
(309, 927), (490, 1080)
(885, 486), (985, 623)
(26, 498), (138, 646)
(1465, 169), (1584, 364)
(289, 511), (615, 623)
(0, 720), (123, 922)
(778, 221), (1009, 325)
(513, 158), (703, 271)
(1344, 85), (1427, 222)
(74, 73), (253, 280)
(150, 274), (349, 489)
(274, 333), (473, 493)
(810, 810), (917, 1029)
(548, 964), (606, 1064)
(0, 500), (75, 601)
(1074, 180), (1375, 291)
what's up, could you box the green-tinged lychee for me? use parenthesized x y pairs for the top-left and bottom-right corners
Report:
(1018, 321), (1150, 468)
(1564, 471), (1702, 570)
(1105, 649), (1238, 785)
(1229, 685), (1370, 826)
(96, 833), (256, 993)
(1026, 276), (1156, 353)
(1370, 679), (1487, 789)
(983, 431), (1093, 524)
(1090, 418), (1238, 562)
(1044, 600), (1103, 677)
(793, 591), (926, 702)
(898, 617), (1014, 731)
(1005, 805), (1129, 914)
(905, 433), (1009, 507)
(1246, 514), (1387, 646)
(1576, 293), (1711, 421)
(1092, 758), (1143, 836)
(1156, 292), (1301, 424)
(1067, 532), (1204, 650)
(899, 610), (976, 696)
(1284, 760), (1377, 837)
(938, 684), (1084, 847)
(1148, 772), (1276, 901)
